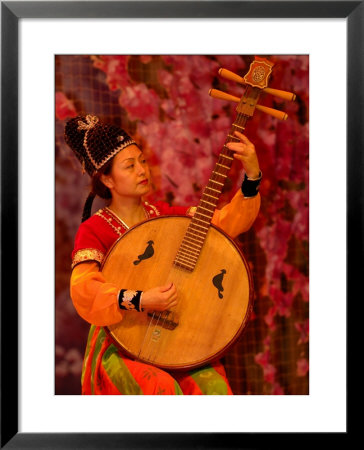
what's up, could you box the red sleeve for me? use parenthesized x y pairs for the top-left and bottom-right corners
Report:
(71, 215), (119, 269)
(70, 218), (125, 326)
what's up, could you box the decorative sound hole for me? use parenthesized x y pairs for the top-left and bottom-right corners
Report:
(133, 240), (154, 265)
(212, 269), (226, 299)
(252, 67), (266, 83)
(152, 329), (161, 341)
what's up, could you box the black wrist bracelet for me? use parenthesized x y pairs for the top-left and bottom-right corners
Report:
(241, 171), (262, 198)
(118, 289), (144, 312)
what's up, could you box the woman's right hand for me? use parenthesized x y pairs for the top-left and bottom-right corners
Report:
(141, 283), (178, 311)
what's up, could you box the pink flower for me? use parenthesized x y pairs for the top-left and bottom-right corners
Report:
(296, 358), (309, 377)
(263, 363), (277, 383)
(119, 84), (160, 121)
(255, 349), (270, 367)
(269, 286), (294, 318)
(295, 320), (309, 344)
(55, 92), (77, 120)
(264, 306), (277, 330)
(215, 55), (247, 74)
(140, 55), (153, 64)
(92, 55), (130, 91)
(55, 360), (69, 377)
(271, 382), (285, 395)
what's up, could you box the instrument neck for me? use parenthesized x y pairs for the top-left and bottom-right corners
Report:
(173, 114), (249, 272)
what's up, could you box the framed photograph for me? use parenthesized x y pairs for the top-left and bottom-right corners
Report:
(1, 1), (359, 448)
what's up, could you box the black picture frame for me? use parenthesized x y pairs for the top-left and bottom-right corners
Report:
(1, 1), (359, 448)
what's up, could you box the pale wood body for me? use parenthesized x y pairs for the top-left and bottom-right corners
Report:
(102, 216), (253, 371)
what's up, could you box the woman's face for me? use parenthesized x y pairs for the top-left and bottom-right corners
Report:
(101, 145), (151, 200)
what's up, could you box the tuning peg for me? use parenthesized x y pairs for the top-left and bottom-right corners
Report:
(264, 87), (296, 102)
(218, 68), (296, 102)
(209, 89), (240, 103)
(218, 68), (245, 85)
(209, 88), (288, 120)
(255, 105), (288, 121)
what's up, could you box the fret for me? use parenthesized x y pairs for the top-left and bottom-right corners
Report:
(232, 123), (245, 131)
(212, 171), (227, 178)
(177, 244), (201, 256)
(197, 206), (213, 214)
(209, 179), (224, 187)
(198, 205), (215, 215)
(200, 199), (216, 209)
(175, 254), (198, 266)
(181, 241), (202, 251)
(194, 218), (211, 227)
(190, 222), (209, 232)
(221, 150), (234, 160)
(203, 193), (219, 202)
(175, 251), (198, 263)
(173, 261), (194, 272)
(175, 249), (199, 260)
(195, 211), (213, 220)
(216, 162), (230, 170)
(188, 225), (207, 236)
(205, 186), (221, 194)
(185, 231), (205, 243)
(193, 218), (211, 228)
(197, 200), (216, 210)
(227, 134), (240, 141)
(187, 221), (206, 234)
(180, 242), (202, 253)
(181, 237), (202, 248)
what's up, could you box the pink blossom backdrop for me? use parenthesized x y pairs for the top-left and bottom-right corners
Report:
(55, 55), (309, 395)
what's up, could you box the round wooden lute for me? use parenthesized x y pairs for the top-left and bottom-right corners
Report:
(102, 216), (253, 370)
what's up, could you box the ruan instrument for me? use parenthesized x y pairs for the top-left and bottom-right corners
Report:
(102, 56), (296, 370)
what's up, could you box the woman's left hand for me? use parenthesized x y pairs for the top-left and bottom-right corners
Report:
(226, 131), (261, 179)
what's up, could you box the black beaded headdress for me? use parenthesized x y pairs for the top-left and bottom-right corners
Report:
(64, 114), (137, 222)
(64, 114), (136, 176)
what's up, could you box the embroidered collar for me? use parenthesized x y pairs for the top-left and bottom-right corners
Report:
(95, 201), (160, 237)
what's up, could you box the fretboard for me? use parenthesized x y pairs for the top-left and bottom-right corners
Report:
(173, 114), (248, 272)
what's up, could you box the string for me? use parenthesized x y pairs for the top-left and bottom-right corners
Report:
(103, 205), (164, 362)
(147, 267), (193, 364)
(139, 268), (185, 362)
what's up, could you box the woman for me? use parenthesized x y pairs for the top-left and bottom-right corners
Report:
(65, 114), (261, 395)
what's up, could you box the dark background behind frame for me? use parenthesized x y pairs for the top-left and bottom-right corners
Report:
(1, 1), (360, 448)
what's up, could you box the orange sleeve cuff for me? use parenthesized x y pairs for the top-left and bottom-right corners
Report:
(70, 261), (124, 326)
(211, 190), (260, 238)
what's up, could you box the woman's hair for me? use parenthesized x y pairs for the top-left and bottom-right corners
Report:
(81, 158), (113, 222)
(91, 157), (113, 200)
